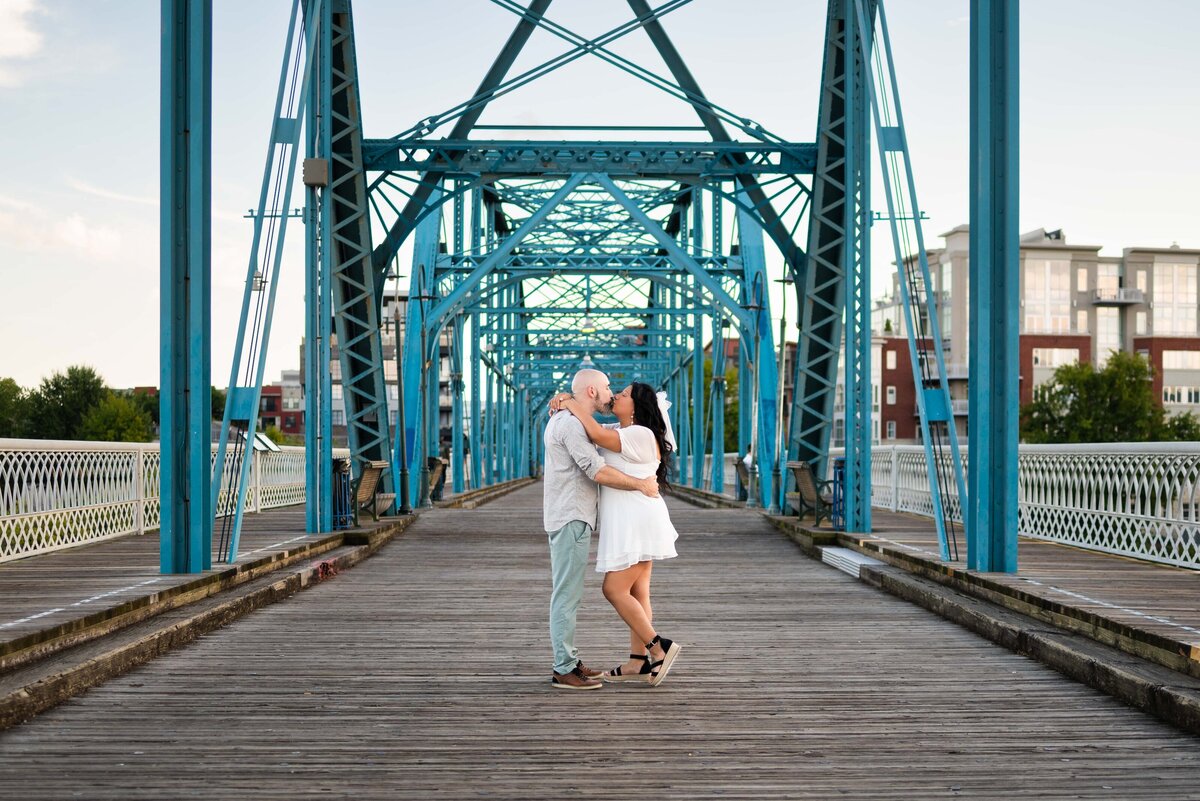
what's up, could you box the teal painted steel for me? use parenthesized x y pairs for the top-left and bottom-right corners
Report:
(968, 0), (1019, 572)
(159, 0), (212, 574)
(852, 0), (969, 559)
(326, 2), (391, 497)
(212, 0), (321, 562)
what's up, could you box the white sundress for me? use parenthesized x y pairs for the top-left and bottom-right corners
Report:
(594, 424), (679, 573)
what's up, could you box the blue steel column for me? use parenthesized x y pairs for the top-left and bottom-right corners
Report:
(968, 0), (1019, 572)
(451, 317), (465, 493)
(691, 315), (704, 488)
(160, 0), (212, 574)
(843, 1), (873, 533)
(305, 0), (332, 533)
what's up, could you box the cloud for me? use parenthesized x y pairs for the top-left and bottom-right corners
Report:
(0, 202), (123, 263)
(67, 177), (157, 207)
(0, 0), (45, 87)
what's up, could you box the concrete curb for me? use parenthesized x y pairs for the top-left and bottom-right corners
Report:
(0, 532), (352, 674)
(0, 514), (416, 730)
(438, 477), (537, 509)
(855, 560), (1200, 735)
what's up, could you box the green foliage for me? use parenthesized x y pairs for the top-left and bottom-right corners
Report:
(0, 378), (27, 438)
(700, 356), (741, 453)
(261, 424), (286, 445)
(1020, 351), (1198, 443)
(131, 389), (160, 427)
(1163, 411), (1200, 441)
(79, 393), (154, 443)
(22, 365), (109, 440)
(211, 386), (226, 420)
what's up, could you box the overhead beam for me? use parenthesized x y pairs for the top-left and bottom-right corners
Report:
(627, 0), (806, 274)
(370, 0), (553, 276)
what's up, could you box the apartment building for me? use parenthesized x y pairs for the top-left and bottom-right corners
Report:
(857, 226), (1200, 444)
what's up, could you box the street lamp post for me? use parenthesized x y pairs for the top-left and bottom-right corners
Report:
(745, 277), (764, 509)
(769, 276), (792, 515)
(392, 300), (411, 515)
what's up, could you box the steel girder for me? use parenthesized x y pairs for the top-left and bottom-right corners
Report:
(324, 2), (391, 490)
(790, 0), (875, 526)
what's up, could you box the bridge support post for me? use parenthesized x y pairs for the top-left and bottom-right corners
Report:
(159, 0), (212, 574)
(968, 0), (1019, 573)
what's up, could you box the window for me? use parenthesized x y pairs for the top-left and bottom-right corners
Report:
(886, 420), (897, 439)
(833, 418), (844, 447)
(1032, 348), (1079, 368)
(1136, 311), (1147, 336)
(1189, 387), (1200, 404)
(886, 386), (897, 405)
(886, 350), (897, 370)
(1164, 386), (1183, 404)
(331, 384), (343, 400)
(1076, 310), (1088, 333)
(1137, 269), (1148, 294)
(1154, 262), (1198, 335)
(1023, 259), (1071, 333)
(332, 409), (345, 426)
(1164, 350), (1200, 370)
(1096, 308), (1119, 367)
(1077, 267), (1089, 291)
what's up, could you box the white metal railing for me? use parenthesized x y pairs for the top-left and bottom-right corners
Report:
(1092, 287), (1145, 304)
(0, 439), (344, 563)
(838, 444), (1200, 570)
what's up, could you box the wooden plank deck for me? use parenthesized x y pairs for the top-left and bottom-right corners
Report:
(2, 483), (1199, 799)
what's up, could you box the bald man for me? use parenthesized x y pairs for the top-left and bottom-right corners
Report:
(544, 369), (659, 690)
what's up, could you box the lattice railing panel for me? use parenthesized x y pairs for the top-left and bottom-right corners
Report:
(0, 441), (342, 563)
(863, 443), (1200, 570)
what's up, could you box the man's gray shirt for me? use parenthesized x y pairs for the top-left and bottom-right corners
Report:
(543, 410), (606, 532)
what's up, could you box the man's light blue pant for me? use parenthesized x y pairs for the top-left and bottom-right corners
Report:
(548, 520), (592, 675)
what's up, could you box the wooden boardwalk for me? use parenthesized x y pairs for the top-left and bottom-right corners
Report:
(3, 483), (1199, 799)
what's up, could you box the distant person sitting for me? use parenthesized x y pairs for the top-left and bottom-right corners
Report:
(737, 446), (754, 501)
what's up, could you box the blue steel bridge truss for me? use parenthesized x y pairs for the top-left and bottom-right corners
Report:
(162, 0), (1020, 575)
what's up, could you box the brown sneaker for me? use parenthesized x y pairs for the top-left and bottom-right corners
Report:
(575, 661), (603, 680)
(551, 665), (603, 690)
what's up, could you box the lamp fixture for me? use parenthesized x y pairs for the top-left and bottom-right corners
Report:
(580, 353), (595, 368)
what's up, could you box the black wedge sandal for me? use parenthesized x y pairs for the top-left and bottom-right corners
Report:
(645, 634), (682, 687)
(602, 653), (653, 683)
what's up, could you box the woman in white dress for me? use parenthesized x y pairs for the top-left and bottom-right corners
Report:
(555, 382), (683, 686)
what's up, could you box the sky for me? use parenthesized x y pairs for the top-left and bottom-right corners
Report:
(1, 0), (1198, 390)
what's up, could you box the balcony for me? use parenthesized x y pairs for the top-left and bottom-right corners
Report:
(1092, 287), (1144, 306)
(925, 362), (969, 380)
(913, 398), (970, 416)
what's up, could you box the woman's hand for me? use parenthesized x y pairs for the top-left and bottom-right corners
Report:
(548, 392), (573, 413)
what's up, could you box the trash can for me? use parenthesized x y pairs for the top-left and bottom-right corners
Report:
(831, 457), (846, 531)
(332, 458), (353, 530)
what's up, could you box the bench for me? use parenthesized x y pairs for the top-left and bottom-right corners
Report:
(427, 459), (447, 502)
(785, 460), (834, 527)
(353, 460), (394, 525)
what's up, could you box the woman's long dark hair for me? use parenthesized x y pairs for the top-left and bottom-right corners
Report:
(629, 382), (673, 487)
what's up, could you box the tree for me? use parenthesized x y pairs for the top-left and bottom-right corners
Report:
(79, 394), (153, 442)
(0, 378), (27, 438)
(1021, 351), (1171, 443)
(1162, 411), (1200, 441)
(700, 356), (742, 453)
(22, 365), (109, 440)
(211, 386), (226, 420)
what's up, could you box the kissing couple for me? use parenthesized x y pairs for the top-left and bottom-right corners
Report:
(543, 368), (682, 690)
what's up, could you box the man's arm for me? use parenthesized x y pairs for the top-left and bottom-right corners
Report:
(595, 465), (659, 498)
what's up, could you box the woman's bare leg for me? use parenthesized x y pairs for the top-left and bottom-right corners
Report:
(602, 562), (656, 645)
(609, 562), (653, 675)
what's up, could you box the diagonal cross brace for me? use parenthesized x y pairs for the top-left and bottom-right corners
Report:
(594, 173), (751, 329)
(424, 172), (587, 332)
